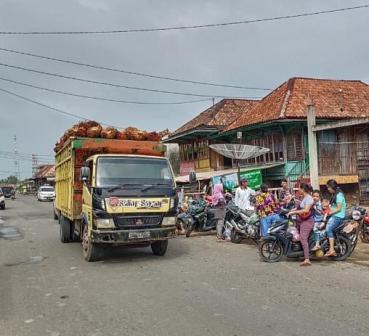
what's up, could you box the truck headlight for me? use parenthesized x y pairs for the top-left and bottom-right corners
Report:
(162, 217), (176, 226)
(95, 218), (115, 229)
(170, 197), (176, 209)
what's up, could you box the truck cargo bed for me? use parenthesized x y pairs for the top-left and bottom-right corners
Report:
(55, 137), (165, 220)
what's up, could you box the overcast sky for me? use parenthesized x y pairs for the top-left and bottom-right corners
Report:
(0, 0), (368, 178)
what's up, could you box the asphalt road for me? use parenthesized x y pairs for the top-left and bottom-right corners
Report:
(1, 196), (369, 336)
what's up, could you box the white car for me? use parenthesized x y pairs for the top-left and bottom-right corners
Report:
(0, 188), (5, 209)
(37, 186), (55, 202)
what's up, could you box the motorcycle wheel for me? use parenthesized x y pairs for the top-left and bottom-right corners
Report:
(185, 224), (193, 238)
(330, 235), (351, 261)
(230, 228), (242, 244)
(259, 239), (283, 263)
(359, 226), (369, 243)
(176, 219), (187, 235)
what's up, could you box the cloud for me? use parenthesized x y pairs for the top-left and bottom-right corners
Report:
(0, 0), (368, 178)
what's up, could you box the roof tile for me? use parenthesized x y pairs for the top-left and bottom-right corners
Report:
(226, 77), (369, 132)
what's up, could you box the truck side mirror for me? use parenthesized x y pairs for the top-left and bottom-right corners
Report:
(189, 171), (197, 184)
(80, 166), (90, 182)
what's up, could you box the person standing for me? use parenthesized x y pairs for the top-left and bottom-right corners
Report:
(287, 183), (314, 266)
(212, 183), (227, 241)
(235, 178), (255, 212)
(256, 184), (281, 237)
(324, 179), (347, 257)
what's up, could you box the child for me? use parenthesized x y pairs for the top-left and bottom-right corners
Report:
(311, 190), (330, 251)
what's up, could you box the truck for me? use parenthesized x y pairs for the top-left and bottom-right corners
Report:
(54, 137), (178, 261)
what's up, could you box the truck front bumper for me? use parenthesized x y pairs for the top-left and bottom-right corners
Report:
(90, 226), (176, 244)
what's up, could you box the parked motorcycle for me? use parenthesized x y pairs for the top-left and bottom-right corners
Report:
(258, 208), (360, 263)
(224, 205), (260, 243)
(176, 198), (218, 237)
(359, 209), (369, 243)
(179, 193), (237, 238)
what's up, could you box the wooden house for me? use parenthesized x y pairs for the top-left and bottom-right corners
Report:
(217, 77), (369, 202)
(163, 99), (259, 175)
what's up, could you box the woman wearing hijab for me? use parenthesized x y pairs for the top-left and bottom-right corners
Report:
(212, 183), (227, 241)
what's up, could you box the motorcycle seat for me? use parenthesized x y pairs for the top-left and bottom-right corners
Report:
(269, 220), (288, 231)
(334, 221), (347, 233)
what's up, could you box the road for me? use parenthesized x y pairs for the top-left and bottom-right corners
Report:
(1, 196), (369, 336)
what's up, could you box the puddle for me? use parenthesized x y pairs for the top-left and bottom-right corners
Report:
(5, 255), (47, 267)
(0, 226), (23, 240)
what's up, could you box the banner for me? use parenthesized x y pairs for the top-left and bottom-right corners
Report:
(211, 169), (262, 191)
(239, 169), (262, 190)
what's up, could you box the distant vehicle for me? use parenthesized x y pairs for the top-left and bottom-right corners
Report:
(0, 188), (5, 210)
(37, 185), (55, 202)
(2, 186), (15, 198)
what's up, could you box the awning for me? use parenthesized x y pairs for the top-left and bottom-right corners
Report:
(176, 162), (284, 183)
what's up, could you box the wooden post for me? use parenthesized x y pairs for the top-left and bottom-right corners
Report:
(307, 104), (319, 189)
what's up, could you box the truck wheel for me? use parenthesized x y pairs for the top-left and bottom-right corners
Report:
(60, 215), (71, 243)
(82, 225), (101, 262)
(151, 240), (168, 256)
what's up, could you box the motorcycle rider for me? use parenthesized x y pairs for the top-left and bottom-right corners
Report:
(287, 183), (314, 267)
(279, 178), (294, 206)
(235, 178), (255, 212)
(256, 184), (281, 237)
(324, 179), (347, 257)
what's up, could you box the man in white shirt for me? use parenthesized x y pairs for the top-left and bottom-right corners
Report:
(235, 178), (255, 211)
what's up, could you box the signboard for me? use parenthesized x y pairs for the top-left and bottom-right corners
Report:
(239, 169), (262, 190)
(211, 169), (263, 191)
(212, 173), (238, 191)
(179, 161), (195, 176)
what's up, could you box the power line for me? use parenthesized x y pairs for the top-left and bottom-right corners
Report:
(0, 86), (95, 122)
(0, 149), (53, 158)
(0, 47), (271, 91)
(0, 62), (250, 98)
(0, 76), (218, 105)
(0, 4), (367, 35)
(0, 86), (142, 129)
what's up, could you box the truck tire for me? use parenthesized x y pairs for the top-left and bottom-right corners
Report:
(151, 240), (168, 256)
(60, 215), (71, 243)
(82, 225), (102, 262)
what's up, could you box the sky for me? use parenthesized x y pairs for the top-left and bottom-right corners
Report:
(0, 0), (368, 179)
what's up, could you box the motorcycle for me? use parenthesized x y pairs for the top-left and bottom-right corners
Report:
(176, 198), (218, 237)
(179, 193), (236, 238)
(258, 208), (361, 263)
(359, 209), (369, 243)
(224, 204), (260, 243)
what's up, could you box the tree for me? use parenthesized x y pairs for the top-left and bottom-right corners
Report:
(0, 175), (19, 185)
(169, 152), (180, 176)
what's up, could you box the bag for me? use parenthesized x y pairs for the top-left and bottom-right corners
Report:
(298, 209), (312, 221)
(288, 226), (300, 242)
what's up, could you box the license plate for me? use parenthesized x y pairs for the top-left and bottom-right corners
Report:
(128, 231), (151, 240)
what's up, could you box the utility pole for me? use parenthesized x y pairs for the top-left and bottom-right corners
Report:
(307, 103), (319, 189)
(32, 154), (39, 177)
(13, 135), (20, 181)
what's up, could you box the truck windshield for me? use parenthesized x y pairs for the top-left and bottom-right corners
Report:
(96, 157), (174, 188)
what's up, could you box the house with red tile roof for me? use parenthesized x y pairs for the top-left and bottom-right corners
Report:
(33, 164), (55, 188)
(163, 99), (259, 175)
(216, 77), (369, 202)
